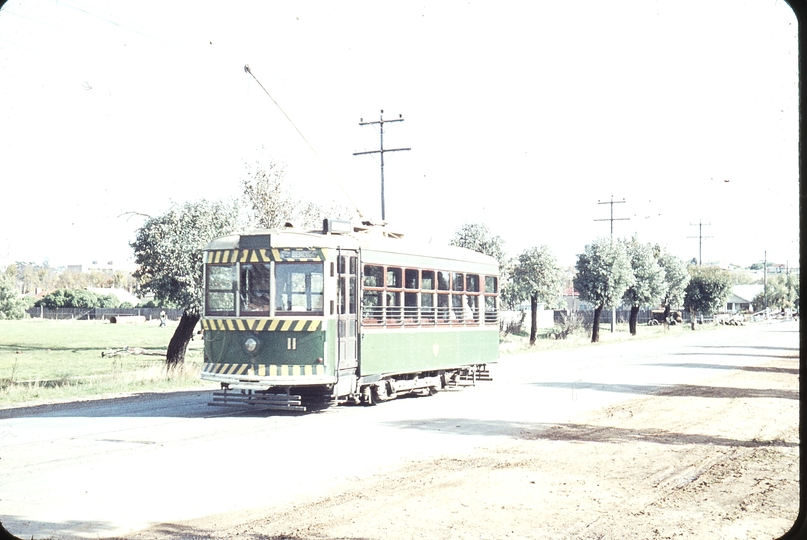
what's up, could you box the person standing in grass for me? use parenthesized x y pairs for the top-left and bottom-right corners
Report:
(159, 309), (166, 327)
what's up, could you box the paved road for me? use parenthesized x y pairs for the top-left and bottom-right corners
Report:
(0, 320), (799, 539)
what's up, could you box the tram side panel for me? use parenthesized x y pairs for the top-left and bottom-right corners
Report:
(358, 326), (498, 379)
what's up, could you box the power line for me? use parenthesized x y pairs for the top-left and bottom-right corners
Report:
(353, 110), (410, 221)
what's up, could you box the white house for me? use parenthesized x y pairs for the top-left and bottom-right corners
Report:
(726, 284), (764, 313)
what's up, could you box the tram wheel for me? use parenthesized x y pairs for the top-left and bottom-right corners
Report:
(361, 385), (376, 406)
(372, 381), (389, 402)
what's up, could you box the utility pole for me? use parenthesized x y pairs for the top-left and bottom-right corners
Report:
(764, 250), (768, 312)
(594, 196), (629, 238)
(594, 196), (629, 333)
(688, 220), (713, 265)
(353, 110), (410, 221)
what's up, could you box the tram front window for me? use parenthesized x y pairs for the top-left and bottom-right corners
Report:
(275, 262), (324, 315)
(206, 264), (237, 316)
(241, 263), (272, 314)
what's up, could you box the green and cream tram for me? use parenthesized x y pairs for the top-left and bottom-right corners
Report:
(200, 219), (499, 411)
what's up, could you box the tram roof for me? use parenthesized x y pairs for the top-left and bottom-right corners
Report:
(204, 225), (499, 273)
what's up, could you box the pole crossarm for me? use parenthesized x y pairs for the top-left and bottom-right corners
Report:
(353, 110), (411, 221)
(594, 196), (629, 239)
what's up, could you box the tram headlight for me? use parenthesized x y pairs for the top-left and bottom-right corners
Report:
(243, 337), (259, 354)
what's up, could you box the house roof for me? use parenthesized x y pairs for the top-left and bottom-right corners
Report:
(728, 284), (764, 303)
(87, 287), (141, 305)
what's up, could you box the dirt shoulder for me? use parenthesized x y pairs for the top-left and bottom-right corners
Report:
(128, 351), (799, 540)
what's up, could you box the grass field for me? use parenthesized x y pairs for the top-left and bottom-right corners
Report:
(0, 317), (713, 408)
(0, 319), (210, 407)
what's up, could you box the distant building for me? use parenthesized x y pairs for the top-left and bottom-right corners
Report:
(726, 284), (764, 313)
(87, 287), (141, 306)
(67, 260), (135, 274)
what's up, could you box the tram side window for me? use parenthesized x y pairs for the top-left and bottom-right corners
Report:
(362, 290), (383, 320)
(240, 263), (272, 314)
(206, 264), (237, 316)
(437, 292), (450, 322)
(484, 275), (499, 324)
(363, 265), (383, 288)
(386, 267), (402, 288)
(420, 271), (435, 321)
(275, 262), (324, 314)
(437, 271), (450, 291)
(466, 274), (481, 322)
(422, 270), (435, 291)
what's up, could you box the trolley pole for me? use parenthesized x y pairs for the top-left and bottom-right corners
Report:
(594, 196), (629, 333)
(353, 110), (410, 221)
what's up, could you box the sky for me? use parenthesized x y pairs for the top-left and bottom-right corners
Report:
(0, 0), (799, 271)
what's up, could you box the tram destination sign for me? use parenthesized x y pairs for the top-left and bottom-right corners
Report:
(279, 248), (321, 261)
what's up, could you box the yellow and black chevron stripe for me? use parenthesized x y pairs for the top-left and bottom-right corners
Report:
(201, 319), (321, 332)
(206, 248), (324, 264)
(203, 363), (326, 377)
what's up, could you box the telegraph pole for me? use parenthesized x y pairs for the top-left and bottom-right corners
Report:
(688, 220), (713, 265)
(594, 196), (629, 332)
(353, 110), (410, 221)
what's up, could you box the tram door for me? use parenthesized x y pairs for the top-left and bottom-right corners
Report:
(336, 251), (359, 384)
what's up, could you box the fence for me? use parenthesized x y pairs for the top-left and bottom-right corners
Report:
(25, 307), (184, 321)
(553, 309), (690, 326)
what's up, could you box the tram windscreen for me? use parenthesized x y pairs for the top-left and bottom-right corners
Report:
(275, 262), (324, 315)
(240, 263), (272, 314)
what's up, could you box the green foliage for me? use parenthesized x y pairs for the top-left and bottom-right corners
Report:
(622, 237), (664, 308)
(657, 253), (690, 309)
(14, 261), (59, 295)
(34, 288), (120, 309)
(756, 274), (800, 311)
(573, 238), (634, 310)
(449, 222), (515, 306)
(683, 266), (733, 316)
(510, 246), (564, 309)
(449, 222), (507, 268)
(749, 262), (764, 270)
(242, 159), (354, 229)
(131, 199), (242, 314)
(0, 273), (30, 319)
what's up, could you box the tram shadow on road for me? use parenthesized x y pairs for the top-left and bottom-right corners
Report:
(0, 389), (325, 419)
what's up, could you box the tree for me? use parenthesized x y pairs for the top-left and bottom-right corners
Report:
(449, 223), (514, 307)
(573, 238), (634, 343)
(656, 252), (690, 321)
(683, 266), (732, 329)
(242, 159), (354, 229)
(0, 272), (29, 319)
(758, 273), (800, 312)
(510, 246), (564, 345)
(131, 199), (242, 367)
(15, 261), (58, 295)
(621, 237), (664, 336)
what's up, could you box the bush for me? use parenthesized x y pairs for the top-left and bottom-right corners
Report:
(34, 289), (121, 309)
(0, 275), (30, 319)
(549, 312), (584, 340)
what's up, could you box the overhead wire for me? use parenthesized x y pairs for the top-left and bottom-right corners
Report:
(244, 64), (364, 219)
